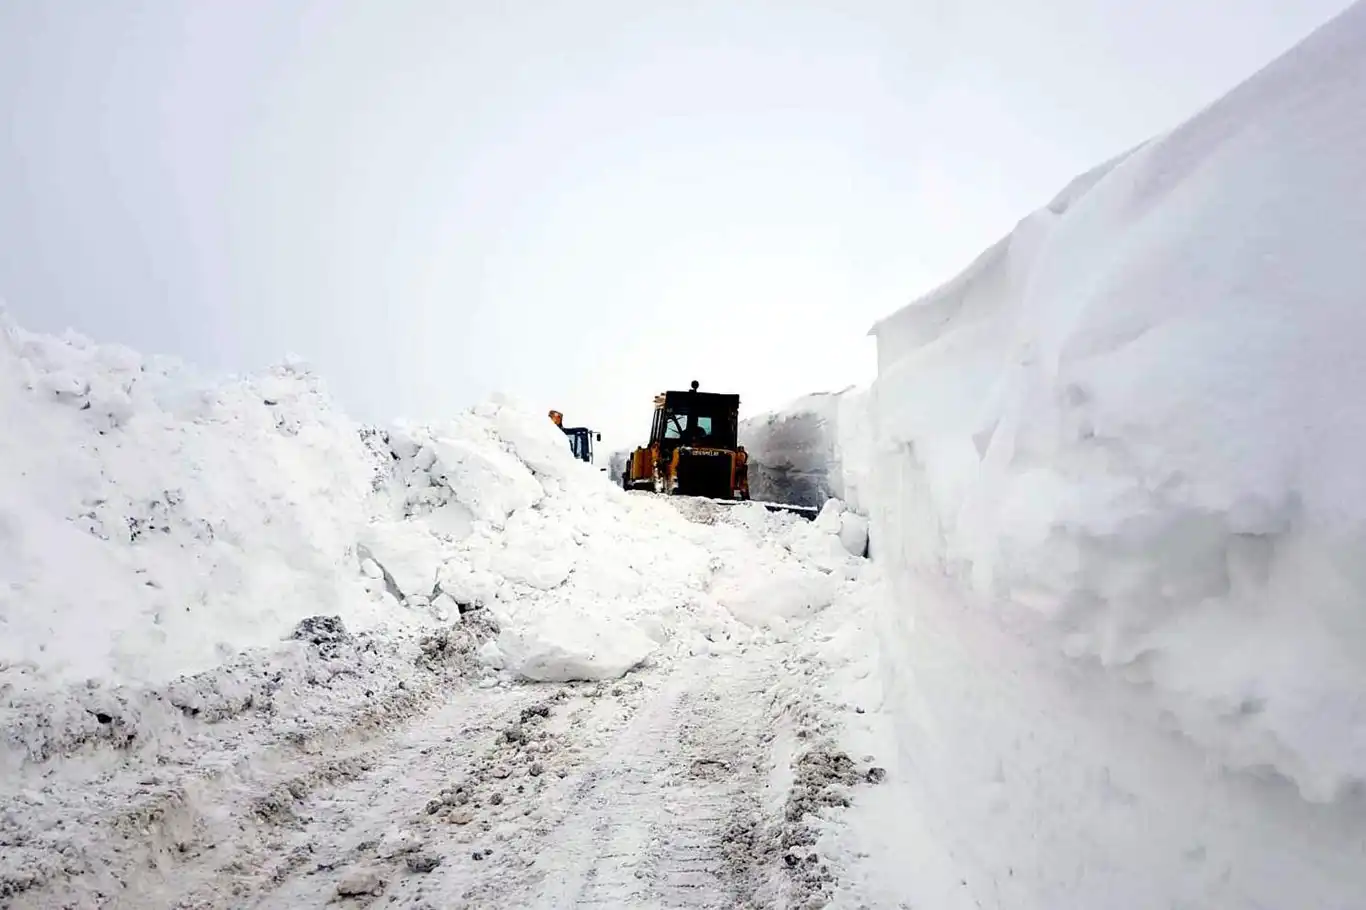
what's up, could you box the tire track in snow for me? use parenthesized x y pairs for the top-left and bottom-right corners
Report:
(525, 654), (777, 909)
(148, 682), (552, 910)
(67, 645), (811, 910)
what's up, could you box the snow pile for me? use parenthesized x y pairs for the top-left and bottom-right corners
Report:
(363, 404), (703, 681)
(339, 402), (871, 683)
(708, 500), (867, 637)
(0, 313), (869, 699)
(0, 320), (402, 697)
(857, 4), (1366, 905)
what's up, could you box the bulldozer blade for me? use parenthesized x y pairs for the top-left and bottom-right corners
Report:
(623, 489), (821, 521)
(695, 497), (821, 520)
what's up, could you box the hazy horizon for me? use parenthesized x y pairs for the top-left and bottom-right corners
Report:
(0, 0), (1353, 453)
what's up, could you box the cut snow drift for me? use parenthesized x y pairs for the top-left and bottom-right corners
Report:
(739, 391), (848, 509)
(859, 4), (1366, 906)
(870, 0), (1366, 802)
(740, 388), (875, 522)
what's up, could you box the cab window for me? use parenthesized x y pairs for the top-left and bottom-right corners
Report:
(664, 411), (687, 438)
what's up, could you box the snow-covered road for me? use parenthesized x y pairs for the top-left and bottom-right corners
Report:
(523, 653), (776, 909)
(0, 325), (884, 909)
(7, 634), (881, 910)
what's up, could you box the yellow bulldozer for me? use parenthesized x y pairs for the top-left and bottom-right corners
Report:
(621, 380), (750, 500)
(620, 381), (819, 518)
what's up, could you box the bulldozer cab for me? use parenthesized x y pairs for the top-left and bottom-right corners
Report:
(651, 387), (739, 451)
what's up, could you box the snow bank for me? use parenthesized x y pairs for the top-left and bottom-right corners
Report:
(859, 3), (1366, 904)
(0, 320), (403, 696)
(0, 307), (870, 701)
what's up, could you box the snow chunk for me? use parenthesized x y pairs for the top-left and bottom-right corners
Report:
(838, 511), (869, 557)
(436, 559), (500, 610)
(493, 609), (657, 682)
(423, 501), (475, 540)
(490, 509), (577, 590)
(428, 435), (543, 528)
(358, 522), (443, 601)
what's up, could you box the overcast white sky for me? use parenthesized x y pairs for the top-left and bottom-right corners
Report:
(0, 0), (1353, 452)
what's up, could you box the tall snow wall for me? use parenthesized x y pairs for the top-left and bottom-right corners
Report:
(862, 3), (1366, 906)
(739, 391), (847, 508)
(738, 389), (873, 515)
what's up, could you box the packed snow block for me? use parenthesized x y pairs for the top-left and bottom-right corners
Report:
(812, 498), (843, 533)
(428, 435), (544, 528)
(492, 609), (657, 682)
(864, 0), (1366, 845)
(490, 510), (576, 590)
(837, 511), (868, 558)
(491, 546), (574, 591)
(775, 499), (864, 573)
(422, 500), (475, 540)
(784, 529), (858, 577)
(357, 522), (444, 601)
(436, 559), (500, 609)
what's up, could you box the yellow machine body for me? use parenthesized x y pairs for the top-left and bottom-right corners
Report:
(621, 383), (749, 501)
